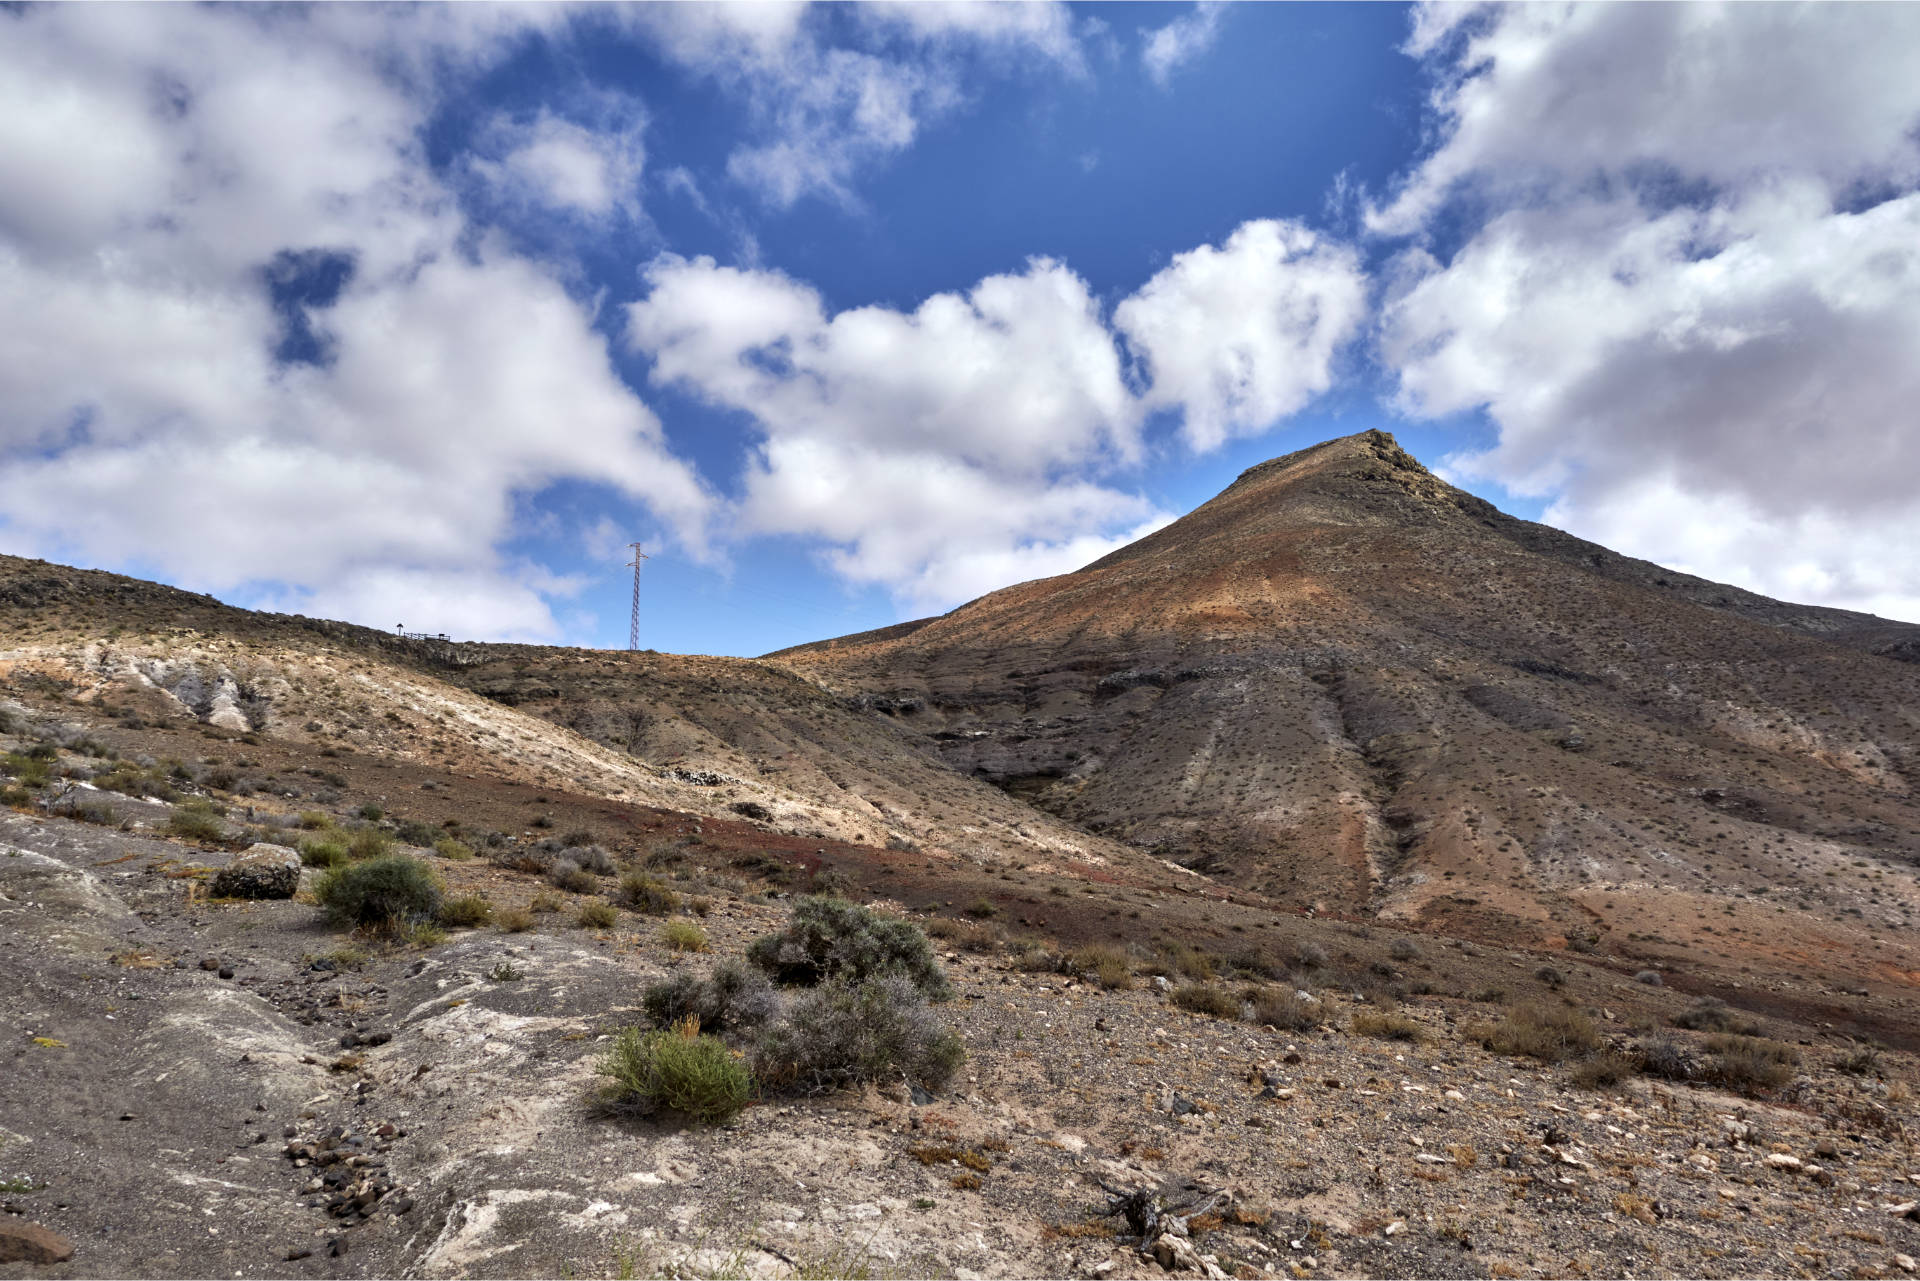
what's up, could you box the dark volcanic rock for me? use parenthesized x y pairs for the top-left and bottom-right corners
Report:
(210, 842), (301, 899)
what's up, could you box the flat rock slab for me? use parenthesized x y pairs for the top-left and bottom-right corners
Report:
(0, 1222), (75, 1265)
(211, 842), (301, 899)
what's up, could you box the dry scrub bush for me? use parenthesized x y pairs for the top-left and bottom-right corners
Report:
(1351, 1010), (1423, 1042)
(643, 959), (779, 1034)
(1070, 944), (1134, 991)
(748, 896), (949, 999)
(1249, 989), (1321, 1031)
(662, 919), (709, 953)
(1470, 1001), (1601, 1063)
(438, 895), (492, 928)
(619, 872), (680, 915)
(1171, 983), (1241, 1019)
(577, 899), (619, 929)
(750, 975), (963, 1096)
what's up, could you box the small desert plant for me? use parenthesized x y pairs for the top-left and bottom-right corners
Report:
(619, 871), (680, 915)
(963, 897), (999, 919)
(1351, 1010), (1423, 1042)
(1633, 969), (1663, 986)
(1534, 966), (1565, 989)
(751, 975), (963, 1096)
(1672, 999), (1760, 1035)
(1635, 1037), (1696, 1082)
(1705, 1034), (1797, 1096)
(747, 896), (949, 999)
(1170, 983), (1241, 1019)
(643, 959), (779, 1033)
(597, 1020), (753, 1125)
(1388, 938), (1421, 962)
(1834, 1044), (1883, 1076)
(496, 906), (535, 933)
(570, 844), (616, 875)
(1151, 942), (1216, 981)
(345, 826), (394, 862)
(167, 804), (226, 843)
(357, 803), (384, 821)
(297, 810), (333, 830)
(1069, 945), (1134, 990)
(1569, 1050), (1637, 1089)
(561, 828), (597, 848)
(550, 861), (598, 895)
(687, 896), (712, 917)
(577, 899), (619, 929)
(1470, 1001), (1601, 1063)
(529, 890), (563, 914)
(433, 836), (474, 861)
(438, 894), (493, 928)
(395, 819), (441, 847)
(1293, 941), (1328, 970)
(299, 835), (349, 869)
(662, 919), (709, 953)
(1249, 988), (1321, 1031)
(315, 855), (444, 930)
(487, 961), (524, 982)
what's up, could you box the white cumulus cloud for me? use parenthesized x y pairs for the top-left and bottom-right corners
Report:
(1375, 1), (1920, 621)
(1141, 1), (1227, 88)
(0, 4), (711, 641)
(1118, 219), (1369, 451)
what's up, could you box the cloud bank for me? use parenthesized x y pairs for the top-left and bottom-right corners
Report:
(1375, 1), (1920, 621)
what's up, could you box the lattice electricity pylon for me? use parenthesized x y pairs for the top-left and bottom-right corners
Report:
(626, 543), (650, 651)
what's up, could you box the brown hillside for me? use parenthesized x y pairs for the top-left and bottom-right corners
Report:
(775, 431), (1920, 984)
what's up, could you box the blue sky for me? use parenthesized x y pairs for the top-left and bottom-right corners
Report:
(3, 3), (1917, 654)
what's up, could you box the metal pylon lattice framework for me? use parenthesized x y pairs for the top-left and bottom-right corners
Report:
(626, 543), (650, 652)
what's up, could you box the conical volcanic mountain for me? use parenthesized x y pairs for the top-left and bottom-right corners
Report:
(775, 430), (1920, 962)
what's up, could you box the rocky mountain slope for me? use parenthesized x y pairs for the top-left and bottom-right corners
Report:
(776, 430), (1920, 980)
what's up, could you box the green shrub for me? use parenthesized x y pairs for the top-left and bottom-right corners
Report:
(2, 752), (51, 788)
(439, 895), (493, 928)
(393, 819), (440, 847)
(577, 899), (619, 929)
(297, 811), (333, 830)
(345, 826), (394, 862)
(315, 855), (444, 930)
(663, 919), (709, 953)
(1250, 988), (1321, 1031)
(433, 836), (474, 861)
(963, 898), (999, 919)
(619, 871), (680, 915)
(299, 836), (349, 869)
(529, 890), (563, 914)
(358, 803), (384, 821)
(0, 785), (30, 809)
(1705, 1034), (1797, 1096)
(1351, 1010), (1423, 1042)
(166, 806), (226, 843)
(1470, 1002), (1601, 1063)
(751, 975), (962, 1096)
(643, 959), (779, 1033)
(1170, 983), (1240, 1019)
(496, 906), (535, 933)
(597, 1023), (754, 1125)
(1069, 945), (1134, 990)
(747, 896), (949, 999)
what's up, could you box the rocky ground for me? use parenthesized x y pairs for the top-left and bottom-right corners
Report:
(5, 789), (1920, 1281)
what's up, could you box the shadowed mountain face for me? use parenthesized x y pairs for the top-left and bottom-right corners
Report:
(775, 431), (1920, 953)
